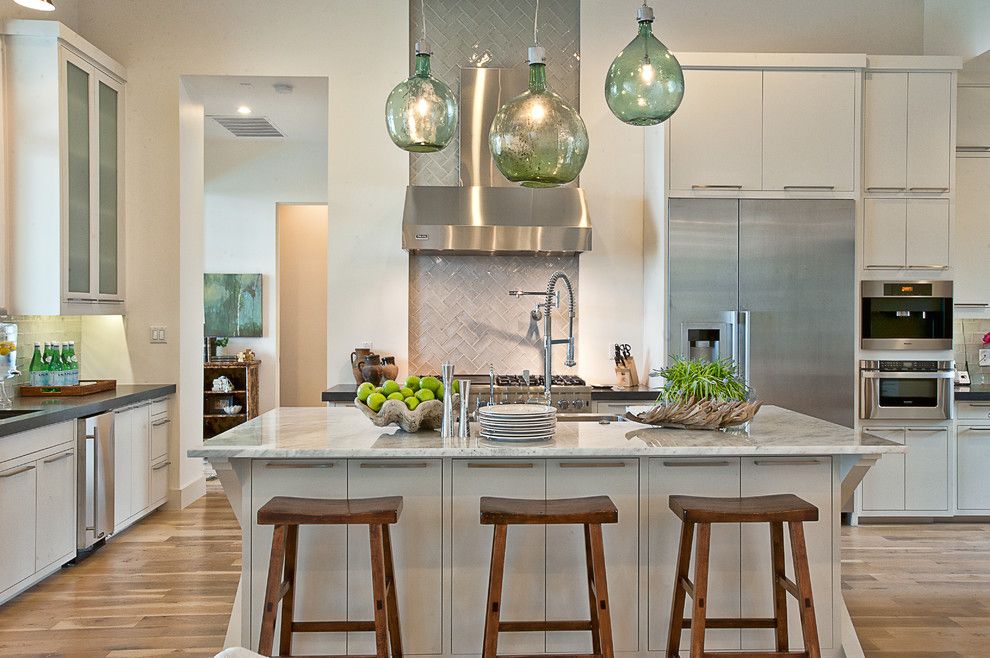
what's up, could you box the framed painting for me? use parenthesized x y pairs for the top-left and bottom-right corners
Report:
(204, 273), (263, 337)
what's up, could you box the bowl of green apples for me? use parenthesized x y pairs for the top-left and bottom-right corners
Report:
(355, 375), (459, 432)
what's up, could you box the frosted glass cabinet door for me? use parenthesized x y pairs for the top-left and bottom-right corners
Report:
(97, 76), (121, 296)
(64, 57), (91, 295)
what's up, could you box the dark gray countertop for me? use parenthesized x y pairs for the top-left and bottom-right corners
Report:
(0, 384), (176, 437)
(956, 385), (990, 402)
(321, 384), (662, 403)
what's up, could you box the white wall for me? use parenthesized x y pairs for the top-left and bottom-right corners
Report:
(204, 137), (327, 413)
(924, 0), (990, 60)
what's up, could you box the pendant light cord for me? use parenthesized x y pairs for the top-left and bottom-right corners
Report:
(533, 0), (540, 45)
(421, 0), (427, 42)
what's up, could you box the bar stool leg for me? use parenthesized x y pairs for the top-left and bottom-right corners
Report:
(583, 524), (602, 655)
(259, 524), (288, 656)
(382, 524), (404, 658)
(588, 523), (615, 658)
(482, 524), (508, 658)
(769, 521), (789, 652)
(689, 523), (712, 658)
(369, 524), (391, 658)
(666, 520), (695, 657)
(788, 521), (821, 658)
(278, 524), (299, 656)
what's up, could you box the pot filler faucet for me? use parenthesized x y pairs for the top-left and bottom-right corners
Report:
(509, 272), (576, 406)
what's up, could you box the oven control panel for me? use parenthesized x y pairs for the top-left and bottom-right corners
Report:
(861, 360), (954, 373)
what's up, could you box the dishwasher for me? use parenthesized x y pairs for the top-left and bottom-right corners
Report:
(77, 412), (115, 556)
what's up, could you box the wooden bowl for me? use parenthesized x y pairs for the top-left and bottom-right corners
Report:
(355, 397), (456, 433)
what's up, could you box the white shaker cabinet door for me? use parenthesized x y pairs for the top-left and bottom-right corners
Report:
(957, 426), (990, 511)
(952, 158), (990, 305)
(647, 458), (741, 652)
(346, 460), (443, 656)
(864, 72), (908, 192)
(904, 428), (949, 512)
(957, 86), (990, 150)
(741, 458), (833, 651)
(451, 460), (546, 656)
(905, 198), (950, 269)
(36, 448), (76, 570)
(762, 70), (856, 192)
(113, 408), (133, 526)
(906, 72), (952, 192)
(0, 461), (38, 593)
(863, 198), (907, 269)
(861, 429), (906, 512)
(546, 459), (639, 653)
(249, 460), (347, 655)
(130, 404), (151, 516)
(668, 69), (763, 192)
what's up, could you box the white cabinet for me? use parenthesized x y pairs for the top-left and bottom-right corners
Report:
(953, 157), (990, 305)
(648, 458), (741, 652)
(741, 458), (833, 651)
(249, 460), (347, 655)
(860, 426), (949, 514)
(451, 460), (546, 655)
(861, 429), (906, 511)
(0, 460), (38, 593)
(346, 460), (442, 656)
(3, 22), (125, 315)
(906, 73), (952, 191)
(865, 72), (909, 191)
(863, 199), (907, 269)
(150, 458), (169, 507)
(762, 70), (856, 192)
(130, 405), (150, 515)
(957, 425), (990, 511)
(906, 199), (950, 269)
(36, 448), (76, 570)
(863, 198), (949, 270)
(113, 400), (168, 532)
(151, 414), (170, 460)
(113, 407), (133, 528)
(546, 459), (639, 653)
(668, 69), (763, 192)
(957, 86), (990, 150)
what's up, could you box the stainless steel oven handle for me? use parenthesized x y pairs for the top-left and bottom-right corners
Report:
(861, 371), (954, 379)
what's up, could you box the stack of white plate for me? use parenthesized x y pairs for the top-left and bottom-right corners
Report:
(478, 404), (557, 442)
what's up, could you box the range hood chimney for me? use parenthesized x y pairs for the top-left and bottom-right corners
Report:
(402, 66), (592, 255)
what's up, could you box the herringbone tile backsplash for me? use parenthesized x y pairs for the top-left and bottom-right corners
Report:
(408, 0), (581, 186)
(409, 255), (579, 375)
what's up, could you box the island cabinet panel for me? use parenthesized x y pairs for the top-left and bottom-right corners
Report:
(957, 425), (990, 511)
(249, 460), (347, 655)
(740, 457), (833, 652)
(903, 428), (949, 511)
(451, 460), (546, 655)
(647, 458), (742, 652)
(0, 459), (38, 593)
(861, 429), (906, 511)
(346, 460), (442, 656)
(545, 459), (639, 653)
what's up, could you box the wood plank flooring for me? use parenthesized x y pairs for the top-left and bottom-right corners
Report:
(2, 485), (989, 656)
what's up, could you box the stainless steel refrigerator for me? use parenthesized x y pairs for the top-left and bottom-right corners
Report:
(667, 199), (855, 427)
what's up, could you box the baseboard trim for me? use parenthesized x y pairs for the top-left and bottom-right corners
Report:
(168, 474), (207, 509)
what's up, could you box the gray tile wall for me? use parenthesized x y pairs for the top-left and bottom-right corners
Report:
(955, 319), (990, 383)
(4, 316), (83, 386)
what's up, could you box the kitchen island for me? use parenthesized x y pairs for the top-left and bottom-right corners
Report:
(192, 405), (900, 657)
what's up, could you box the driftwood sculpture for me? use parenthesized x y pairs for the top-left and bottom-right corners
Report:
(624, 397), (762, 430)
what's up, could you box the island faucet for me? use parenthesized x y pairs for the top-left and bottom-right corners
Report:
(543, 271), (576, 406)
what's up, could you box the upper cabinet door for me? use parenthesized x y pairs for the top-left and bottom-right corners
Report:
(762, 70), (856, 191)
(63, 54), (93, 297)
(864, 72), (908, 192)
(668, 69), (763, 191)
(96, 74), (123, 299)
(906, 72), (952, 192)
(905, 198), (950, 269)
(957, 86), (990, 150)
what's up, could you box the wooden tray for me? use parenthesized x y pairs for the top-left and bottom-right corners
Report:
(19, 379), (117, 397)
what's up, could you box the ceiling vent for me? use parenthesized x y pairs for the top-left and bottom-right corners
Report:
(211, 115), (284, 138)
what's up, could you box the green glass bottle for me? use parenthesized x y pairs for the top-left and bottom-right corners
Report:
(385, 42), (458, 153)
(49, 342), (64, 387)
(604, 4), (684, 126)
(28, 342), (43, 387)
(489, 47), (589, 188)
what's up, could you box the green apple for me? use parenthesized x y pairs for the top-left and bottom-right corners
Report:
(382, 380), (400, 396)
(367, 392), (387, 412)
(420, 376), (441, 393)
(387, 392), (405, 401)
(400, 387), (414, 398)
(404, 396), (419, 410)
(357, 382), (374, 402)
(415, 388), (435, 402)
(405, 376), (421, 390)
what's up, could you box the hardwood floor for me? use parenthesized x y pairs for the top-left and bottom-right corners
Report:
(2, 485), (989, 657)
(0, 482), (240, 657)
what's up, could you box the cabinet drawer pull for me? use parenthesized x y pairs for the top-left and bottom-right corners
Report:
(866, 186), (906, 192)
(783, 185), (835, 190)
(152, 419), (171, 427)
(907, 187), (949, 192)
(907, 265), (949, 270)
(906, 428), (945, 432)
(955, 303), (989, 308)
(691, 184), (743, 190)
(957, 146), (990, 152)
(865, 265), (903, 270)
(264, 462), (335, 469)
(0, 465), (36, 478)
(43, 451), (74, 464)
(753, 459), (822, 466)
(559, 462), (626, 469)
(466, 462), (534, 469)
(960, 427), (990, 432)
(359, 462), (430, 469)
(662, 460), (732, 467)
(964, 404), (990, 408)
(152, 460), (172, 471)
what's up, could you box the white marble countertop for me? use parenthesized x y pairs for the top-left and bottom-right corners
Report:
(189, 405), (903, 459)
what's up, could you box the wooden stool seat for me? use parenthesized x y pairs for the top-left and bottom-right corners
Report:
(669, 493), (818, 524)
(480, 495), (618, 525)
(257, 495), (403, 525)
(666, 494), (822, 658)
(257, 496), (403, 658)
(481, 496), (618, 658)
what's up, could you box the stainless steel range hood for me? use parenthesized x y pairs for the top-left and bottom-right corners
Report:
(402, 67), (592, 254)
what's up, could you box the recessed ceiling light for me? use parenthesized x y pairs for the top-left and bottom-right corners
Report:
(14, 0), (56, 11)
(237, 106), (252, 115)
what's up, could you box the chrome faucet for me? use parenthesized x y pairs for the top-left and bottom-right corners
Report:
(542, 272), (576, 406)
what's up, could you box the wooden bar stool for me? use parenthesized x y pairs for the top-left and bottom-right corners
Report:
(666, 494), (821, 658)
(256, 495), (404, 658)
(479, 495), (619, 658)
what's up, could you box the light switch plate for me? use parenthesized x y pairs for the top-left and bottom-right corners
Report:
(150, 326), (167, 344)
(980, 348), (990, 366)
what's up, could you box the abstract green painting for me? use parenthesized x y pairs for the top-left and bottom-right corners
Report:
(204, 273), (263, 337)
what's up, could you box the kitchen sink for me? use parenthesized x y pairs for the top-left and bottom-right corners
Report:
(556, 413), (629, 424)
(0, 410), (39, 420)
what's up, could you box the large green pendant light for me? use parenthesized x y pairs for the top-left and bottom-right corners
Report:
(489, 2), (588, 188)
(384, 2), (457, 153)
(604, 3), (684, 126)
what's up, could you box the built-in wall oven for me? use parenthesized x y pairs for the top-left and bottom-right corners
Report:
(859, 360), (954, 420)
(861, 281), (952, 350)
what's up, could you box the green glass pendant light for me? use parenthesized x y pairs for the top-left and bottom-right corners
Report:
(384, 2), (457, 152)
(604, 2), (684, 126)
(489, 1), (588, 187)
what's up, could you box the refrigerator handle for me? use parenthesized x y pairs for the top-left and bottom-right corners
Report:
(737, 310), (751, 386)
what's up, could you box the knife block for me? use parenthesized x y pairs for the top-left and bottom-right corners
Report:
(614, 356), (640, 389)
